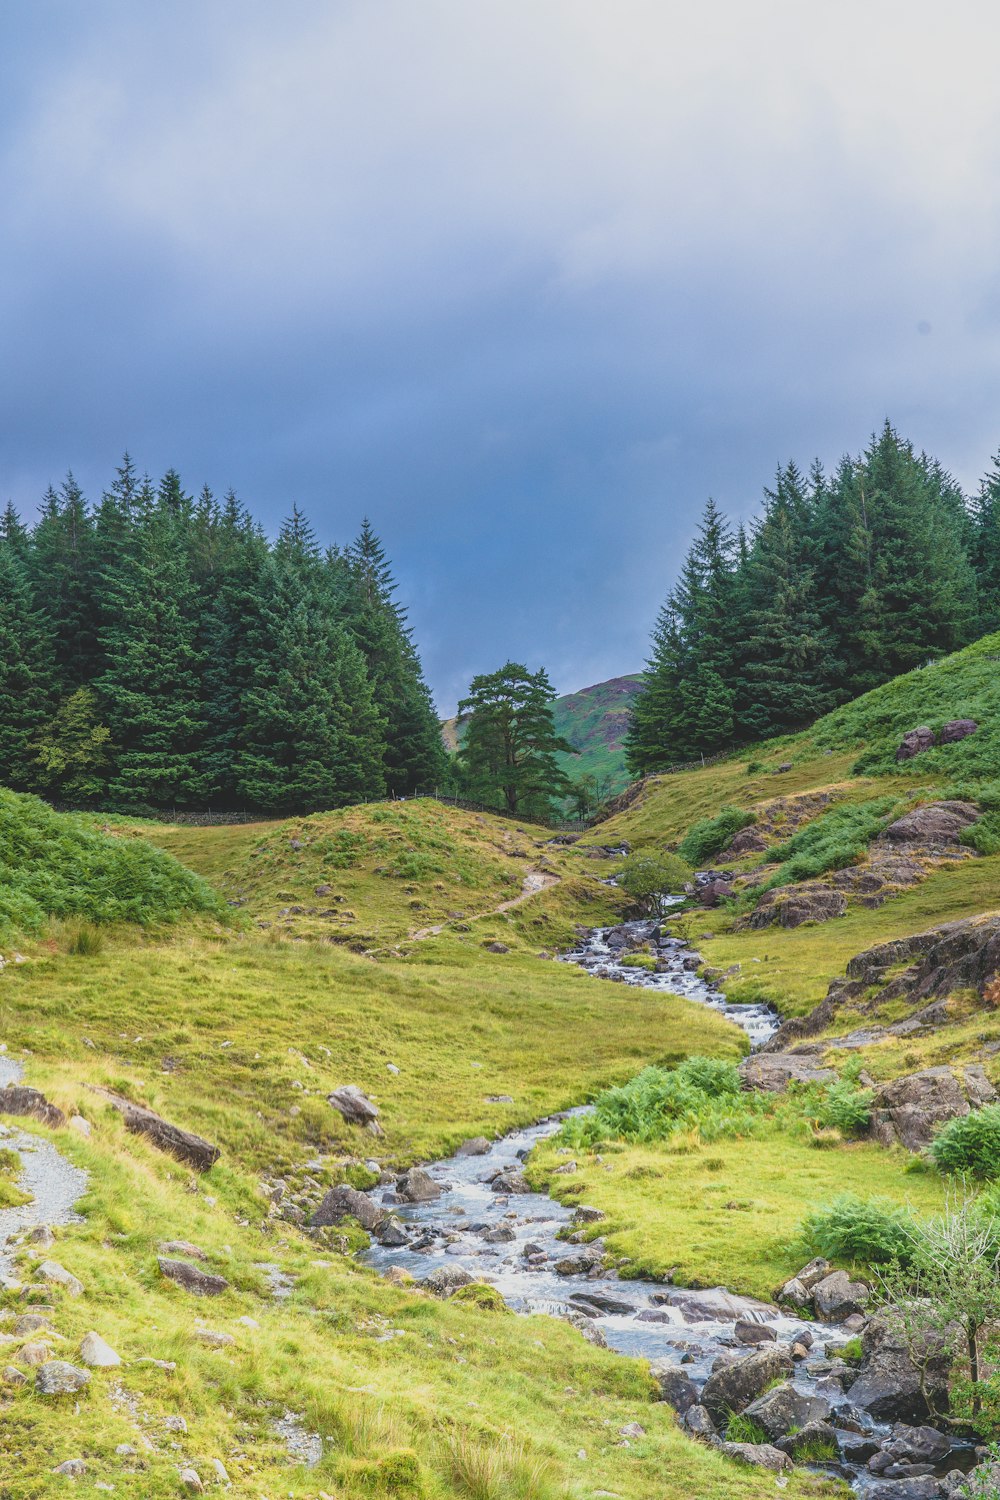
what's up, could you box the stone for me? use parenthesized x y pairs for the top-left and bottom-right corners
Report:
(374, 1218), (409, 1247)
(881, 802), (979, 845)
(79, 1331), (121, 1367)
(35, 1359), (90, 1395)
(90, 1086), (220, 1170)
(423, 1265), (473, 1295)
(739, 1054), (837, 1092)
(554, 1251), (603, 1276)
(327, 1085), (383, 1136)
(396, 1167), (442, 1203)
(208, 1459), (231, 1484)
(683, 1404), (719, 1443)
(699, 880), (733, 908)
(20, 1341), (53, 1365)
(744, 1382), (831, 1440)
(37, 1261), (83, 1297)
(159, 1240), (208, 1260)
(722, 1441), (793, 1472)
(812, 1269), (870, 1321)
(777, 1276), (812, 1307)
(485, 942), (509, 954)
(454, 1137), (490, 1157)
(571, 1205), (605, 1225)
(164, 1414), (188, 1432)
(877, 1424), (953, 1466)
(490, 1167), (530, 1194)
(939, 719), (978, 746)
(52, 1459), (87, 1477)
(734, 1319), (777, 1345)
(179, 1470), (204, 1494)
(896, 726), (937, 761)
(195, 1329), (235, 1348)
(2, 1365), (25, 1385)
(775, 1419), (839, 1457)
(158, 1257), (229, 1296)
(870, 1065), (997, 1151)
(0, 1084), (65, 1128)
(868, 1481), (943, 1500)
(747, 884), (847, 929)
(29, 1224), (55, 1247)
(68, 1115), (91, 1138)
(13, 1314), (52, 1336)
(849, 1313), (951, 1424)
(619, 1422), (645, 1439)
(794, 1257), (832, 1290)
(648, 1361), (699, 1413)
(700, 1345), (794, 1422)
(310, 1184), (384, 1231)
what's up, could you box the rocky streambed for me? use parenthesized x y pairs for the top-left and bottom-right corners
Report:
(359, 909), (986, 1497)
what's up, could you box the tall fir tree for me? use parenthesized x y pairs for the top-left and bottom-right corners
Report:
(973, 452), (1000, 633)
(0, 543), (57, 790)
(456, 662), (574, 818)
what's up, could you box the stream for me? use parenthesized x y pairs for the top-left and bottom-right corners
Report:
(362, 909), (886, 1485)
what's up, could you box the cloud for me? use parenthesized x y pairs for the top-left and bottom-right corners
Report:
(2, 1), (1000, 710)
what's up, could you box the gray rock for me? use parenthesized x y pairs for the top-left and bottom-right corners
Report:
(740, 1054), (837, 1092)
(870, 1066), (997, 1152)
(877, 1424), (953, 1466)
(775, 1419), (839, 1457)
(310, 1184), (384, 1231)
(89, 1086), (220, 1170)
(35, 1360), (91, 1395)
(454, 1137), (490, 1157)
(158, 1240), (208, 1260)
(813, 1269), (870, 1321)
(571, 1206), (606, 1226)
(2, 1365), (26, 1385)
(157, 1257), (229, 1296)
(722, 1441), (793, 1472)
(700, 1345), (794, 1422)
(849, 1314), (951, 1424)
(13, 1314), (52, 1336)
(744, 1381), (831, 1440)
(649, 1361), (699, 1413)
(683, 1404), (719, 1444)
(37, 1261), (83, 1297)
(327, 1085), (383, 1135)
(554, 1251), (603, 1276)
(734, 1319), (777, 1345)
(374, 1217), (409, 1247)
(881, 802), (979, 845)
(490, 1168), (530, 1194)
(868, 1480), (944, 1500)
(397, 1167), (442, 1203)
(0, 1084), (65, 1128)
(79, 1331), (121, 1367)
(422, 1265), (473, 1295)
(51, 1459), (87, 1477)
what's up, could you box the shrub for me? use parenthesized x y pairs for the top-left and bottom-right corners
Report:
(562, 1057), (750, 1148)
(800, 1193), (916, 1265)
(929, 1104), (1000, 1179)
(677, 806), (756, 865)
(615, 850), (690, 908)
(762, 797), (899, 889)
(814, 1078), (874, 1135)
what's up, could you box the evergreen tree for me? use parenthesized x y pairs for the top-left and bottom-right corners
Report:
(27, 473), (97, 689)
(457, 662), (574, 818)
(343, 520), (446, 794)
(0, 544), (57, 789)
(31, 688), (113, 804)
(973, 452), (1000, 632)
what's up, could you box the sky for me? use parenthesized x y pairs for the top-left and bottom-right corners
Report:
(3, 1), (1000, 713)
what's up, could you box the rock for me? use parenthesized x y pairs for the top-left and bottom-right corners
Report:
(740, 1054), (837, 1092)
(374, 1218), (409, 1247)
(699, 880), (733, 908)
(778, 1277), (811, 1307)
(481, 1224), (516, 1244)
(559, 1310), (608, 1347)
(68, 1115), (91, 1138)
(2, 1365), (26, 1385)
(490, 1168), (530, 1194)
(195, 1329), (235, 1348)
(310, 1185), (384, 1230)
(700, 1345), (794, 1422)
(619, 1422), (645, 1439)
(775, 1419), (839, 1457)
(89, 1087), (220, 1170)
(327, 1085), (383, 1136)
(396, 1167), (442, 1203)
(813, 1269), (870, 1321)
(554, 1251), (603, 1276)
(744, 1382), (831, 1440)
(870, 1065), (997, 1151)
(157, 1257), (229, 1296)
(79, 1331), (121, 1367)
(749, 884), (847, 929)
(939, 719), (978, 746)
(734, 1319), (777, 1345)
(877, 1424), (953, 1466)
(0, 1085), (65, 1128)
(722, 1442), (793, 1472)
(35, 1359), (90, 1395)
(52, 1459), (87, 1477)
(454, 1137), (490, 1157)
(881, 802), (979, 845)
(868, 1481), (944, 1500)
(683, 1404), (719, 1443)
(896, 726), (938, 761)
(423, 1265), (473, 1295)
(849, 1313), (951, 1424)
(29, 1224), (55, 1247)
(794, 1257), (832, 1290)
(20, 1341), (53, 1365)
(159, 1240), (208, 1260)
(37, 1261), (83, 1297)
(179, 1470), (204, 1494)
(13, 1314), (52, 1336)
(571, 1205), (605, 1225)
(649, 1361), (699, 1413)
(485, 941), (510, 954)
(208, 1459), (231, 1485)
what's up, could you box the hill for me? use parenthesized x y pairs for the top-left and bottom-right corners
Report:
(442, 672), (642, 795)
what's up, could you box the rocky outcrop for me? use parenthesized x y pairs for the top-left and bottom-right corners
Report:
(881, 802), (979, 845)
(0, 1085), (66, 1129)
(848, 1313), (951, 1424)
(310, 1184), (384, 1230)
(869, 1065), (996, 1151)
(897, 721), (978, 760)
(739, 1053), (836, 1092)
(746, 884), (847, 929)
(90, 1087), (220, 1171)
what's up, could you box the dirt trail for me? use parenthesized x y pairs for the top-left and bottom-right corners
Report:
(410, 869), (560, 940)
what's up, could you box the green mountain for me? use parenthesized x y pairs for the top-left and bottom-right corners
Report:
(442, 672), (643, 797)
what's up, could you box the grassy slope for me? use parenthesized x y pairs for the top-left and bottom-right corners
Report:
(0, 798), (841, 1500)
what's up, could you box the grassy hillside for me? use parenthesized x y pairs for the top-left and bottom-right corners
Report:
(0, 795), (835, 1500)
(441, 673), (643, 797)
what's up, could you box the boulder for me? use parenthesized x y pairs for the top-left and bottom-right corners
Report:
(744, 1382), (831, 1440)
(812, 1269), (870, 1321)
(699, 880), (733, 908)
(896, 727), (937, 761)
(310, 1185), (383, 1231)
(869, 1066), (997, 1151)
(571, 1205), (605, 1226)
(157, 1257), (228, 1297)
(881, 802), (979, 846)
(37, 1261), (83, 1297)
(775, 1419), (839, 1457)
(35, 1360), (90, 1395)
(848, 1313), (951, 1424)
(649, 1361), (699, 1413)
(397, 1167), (442, 1203)
(90, 1087), (220, 1170)
(490, 1168), (530, 1194)
(554, 1251), (603, 1276)
(869, 1481), (944, 1500)
(939, 719), (978, 746)
(374, 1217), (409, 1247)
(683, 1404), (719, 1444)
(748, 885), (847, 930)
(734, 1319), (777, 1345)
(327, 1085), (383, 1135)
(454, 1137), (490, 1157)
(78, 1332), (121, 1367)
(422, 1265), (473, 1295)
(0, 1085), (65, 1129)
(722, 1442), (793, 1472)
(700, 1346), (794, 1422)
(739, 1054), (837, 1092)
(875, 1424), (953, 1467)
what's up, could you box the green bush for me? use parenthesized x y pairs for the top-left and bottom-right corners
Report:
(0, 789), (225, 939)
(929, 1104), (1000, 1179)
(677, 806), (756, 865)
(615, 850), (690, 905)
(799, 1193), (916, 1265)
(561, 1057), (752, 1149)
(762, 797), (898, 889)
(814, 1078), (874, 1134)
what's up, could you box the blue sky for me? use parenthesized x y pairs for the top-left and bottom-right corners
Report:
(3, 1), (1000, 712)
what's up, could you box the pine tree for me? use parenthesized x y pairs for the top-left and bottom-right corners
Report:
(973, 452), (1000, 632)
(27, 473), (98, 690)
(31, 687), (113, 804)
(0, 544), (57, 789)
(457, 662), (574, 818)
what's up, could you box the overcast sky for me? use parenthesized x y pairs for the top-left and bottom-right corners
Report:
(3, 2), (1000, 712)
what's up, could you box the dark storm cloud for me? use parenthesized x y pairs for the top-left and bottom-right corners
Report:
(2, 0), (1000, 711)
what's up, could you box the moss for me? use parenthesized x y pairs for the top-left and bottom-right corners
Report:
(450, 1282), (511, 1313)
